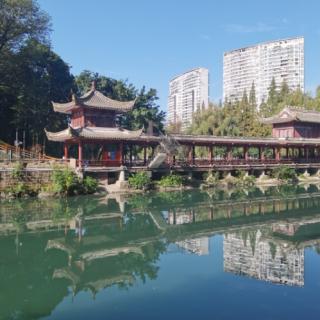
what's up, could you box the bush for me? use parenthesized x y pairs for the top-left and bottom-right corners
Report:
(51, 169), (99, 195)
(4, 182), (38, 198)
(83, 176), (98, 194)
(240, 175), (256, 187)
(128, 172), (151, 190)
(158, 174), (184, 187)
(52, 168), (80, 195)
(272, 166), (297, 182)
(11, 162), (24, 180)
(205, 171), (220, 187)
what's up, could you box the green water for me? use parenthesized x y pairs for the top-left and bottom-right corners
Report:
(1, 185), (320, 319)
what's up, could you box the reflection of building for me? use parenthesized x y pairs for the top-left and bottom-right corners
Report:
(176, 237), (209, 256)
(223, 230), (304, 286)
(168, 210), (195, 225)
(168, 67), (209, 130)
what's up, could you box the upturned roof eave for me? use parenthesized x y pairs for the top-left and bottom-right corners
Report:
(51, 89), (136, 114)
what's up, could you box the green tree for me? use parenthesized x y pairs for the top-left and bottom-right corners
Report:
(0, 0), (50, 53)
(249, 81), (257, 109)
(75, 71), (165, 132)
(9, 40), (74, 151)
(279, 79), (290, 101)
(0, 0), (52, 143)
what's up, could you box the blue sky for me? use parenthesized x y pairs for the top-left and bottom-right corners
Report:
(39, 0), (320, 111)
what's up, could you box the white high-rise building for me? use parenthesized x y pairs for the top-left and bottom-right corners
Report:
(223, 37), (304, 106)
(167, 67), (209, 130)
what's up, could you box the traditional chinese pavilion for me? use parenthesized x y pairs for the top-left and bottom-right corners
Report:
(46, 94), (320, 171)
(261, 107), (320, 139)
(45, 82), (146, 167)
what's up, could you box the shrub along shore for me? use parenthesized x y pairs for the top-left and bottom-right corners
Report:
(1, 164), (318, 199)
(0, 164), (98, 200)
(126, 166), (312, 193)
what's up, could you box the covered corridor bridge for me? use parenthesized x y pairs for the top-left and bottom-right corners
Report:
(44, 84), (320, 172)
(50, 131), (320, 173)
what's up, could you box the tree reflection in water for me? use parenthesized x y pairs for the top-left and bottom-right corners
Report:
(1, 185), (320, 318)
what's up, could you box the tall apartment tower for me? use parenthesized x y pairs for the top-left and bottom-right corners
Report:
(223, 37), (304, 106)
(167, 67), (209, 130)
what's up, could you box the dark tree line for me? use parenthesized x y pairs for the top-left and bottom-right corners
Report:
(0, 0), (165, 156)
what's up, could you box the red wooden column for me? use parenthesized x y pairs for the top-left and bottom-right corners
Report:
(259, 146), (265, 161)
(209, 146), (213, 164)
(310, 147), (315, 159)
(129, 145), (133, 166)
(188, 146), (192, 164)
(243, 146), (249, 161)
(286, 147), (289, 159)
(227, 146), (233, 161)
(64, 143), (69, 159)
(275, 147), (281, 161)
(120, 142), (124, 165)
(192, 145), (195, 165)
(78, 140), (83, 167)
(143, 145), (147, 165)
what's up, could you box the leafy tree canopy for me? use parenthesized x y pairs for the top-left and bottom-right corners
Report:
(75, 70), (166, 132)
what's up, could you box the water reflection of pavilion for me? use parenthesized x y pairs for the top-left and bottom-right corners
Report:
(45, 212), (164, 297)
(3, 189), (320, 319)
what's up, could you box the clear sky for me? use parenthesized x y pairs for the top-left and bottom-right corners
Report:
(39, 0), (320, 111)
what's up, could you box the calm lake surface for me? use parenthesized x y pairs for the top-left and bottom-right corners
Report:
(1, 185), (320, 319)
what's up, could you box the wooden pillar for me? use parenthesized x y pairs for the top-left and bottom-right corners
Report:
(120, 142), (124, 165)
(209, 146), (213, 164)
(143, 145), (147, 165)
(275, 147), (281, 161)
(78, 140), (83, 167)
(192, 145), (195, 165)
(129, 145), (133, 165)
(259, 147), (265, 161)
(64, 143), (69, 159)
(286, 147), (289, 159)
(188, 146), (192, 164)
(243, 146), (249, 161)
(311, 147), (315, 159)
(227, 146), (232, 161)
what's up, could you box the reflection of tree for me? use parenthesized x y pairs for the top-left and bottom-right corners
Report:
(249, 230), (257, 255)
(127, 194), (151, 212)
(269, 242), (277, 260)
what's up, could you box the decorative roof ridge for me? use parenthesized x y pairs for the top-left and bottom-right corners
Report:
(52, 86), (135, 114)
(284, 106), (320, 114)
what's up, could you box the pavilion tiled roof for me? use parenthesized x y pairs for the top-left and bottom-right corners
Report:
(45, 126), (143, 142)
(52, 83), (135, 114)
(45, 126), (320, 147)
(261, 107), (320, 124)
